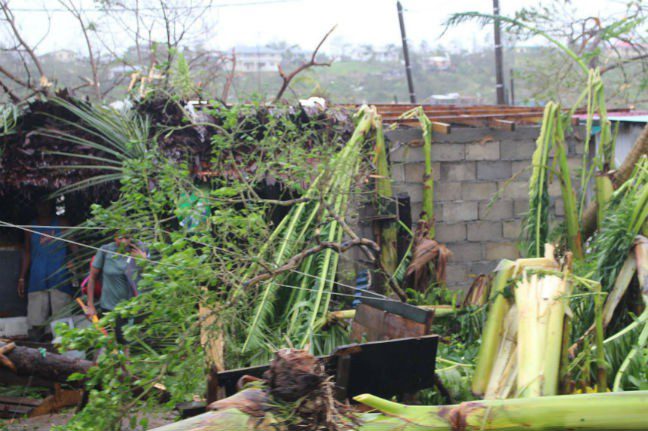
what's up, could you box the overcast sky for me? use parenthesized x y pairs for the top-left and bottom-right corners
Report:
(3, 0), (632, 55)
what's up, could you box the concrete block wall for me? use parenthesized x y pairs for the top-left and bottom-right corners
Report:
(385, 126), (583, 292)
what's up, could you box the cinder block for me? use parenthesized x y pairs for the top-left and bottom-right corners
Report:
(430, 143), (465, 162)
(513, 199), (529, 217)
(568, 157), (583, 171)
(446, 263), (469, 285)
(391, 163), (406, 183)
(477, 161), (513, 180)
(500, 181), (528, 199)
(408, 186), (423, 203)
(555, 198), (565, 216)
(484, 241), (520, 260)
(435, 182), (462, 201)
(435, 223), (467, 242)
(465, 141), (500, 160)
(390, 143), (423, 163)
(479, 199), (513, 221)
(512, 161), (532, 180)
(548, 179), (562, 197)
(404, 162), (441, 182)
(461, 182), (497, 201)
(410, 202), (423, 220)
(404, 162), (425, 183)
(501, 140), (536, 160)
(467, 221), (502, 241)
(443, 201), (478, 222)
(446, 242), (482, 262)
(470, 260), (498, 276)
(385, 127), (422, 146)
(441, 162), (476, 181)
(410, 202), (443, 222)
(503, 219), (522, 239)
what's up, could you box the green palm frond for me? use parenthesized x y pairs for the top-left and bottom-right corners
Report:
(243, 107), (374, 357)
(31, 98), (153, 196)
(522, 103), (556, 257)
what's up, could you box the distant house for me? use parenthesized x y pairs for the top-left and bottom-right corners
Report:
(428, 93), (477, 105)
(108, 64), (142, 80)
(425, 55), (451, 70)
(235, 46), (282, 73)
(348, 46), (399, 63)
(373, 48), (399, 63)
(42, 49), (78, 63)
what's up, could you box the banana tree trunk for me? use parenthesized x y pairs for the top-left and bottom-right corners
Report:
(150, 390), (648, 430)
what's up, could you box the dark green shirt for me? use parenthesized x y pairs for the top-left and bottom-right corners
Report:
(92, 243), (134, 311)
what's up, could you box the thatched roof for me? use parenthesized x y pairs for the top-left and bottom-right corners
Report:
(0, 94), (354, 197)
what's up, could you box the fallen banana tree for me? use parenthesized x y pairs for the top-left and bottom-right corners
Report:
(240, 106), (399, 360)
(151, 391), (648, 430)
(149, 348), (648, 431)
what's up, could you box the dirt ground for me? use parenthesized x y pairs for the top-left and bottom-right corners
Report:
(1, 410), (175, 431)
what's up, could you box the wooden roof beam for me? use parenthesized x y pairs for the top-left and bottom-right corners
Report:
(431, 121), (451, 134)
(489, 119), (516, 131)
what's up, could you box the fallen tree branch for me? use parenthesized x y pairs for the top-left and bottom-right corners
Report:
(273, 25), (335, 103)
(244, 237), (379, 289)
(600, 53), (648, 74)
(0, 341), (92, 384)
(322, 202), (408, 301)
(322, 201), (375, 263)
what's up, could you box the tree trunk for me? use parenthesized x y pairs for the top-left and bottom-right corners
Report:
(582, 123), (648, 239)
(149, 390), (648, 430)
(0, 341), (92, 384)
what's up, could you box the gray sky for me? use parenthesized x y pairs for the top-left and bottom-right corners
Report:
(3, 0), (631, 55)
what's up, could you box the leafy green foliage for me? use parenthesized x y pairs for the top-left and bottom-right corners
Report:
(171, 53), (195, 100)
(46, 95), (358, 429)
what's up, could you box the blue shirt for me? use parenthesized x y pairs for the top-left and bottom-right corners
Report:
(28, 218), (73, 295)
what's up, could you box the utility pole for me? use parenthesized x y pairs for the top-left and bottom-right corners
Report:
(397, 1), (416, 103)
(510, 68), (515, 105)
(492, 0), (506, 105)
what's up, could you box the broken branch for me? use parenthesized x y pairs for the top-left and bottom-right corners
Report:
(244, 237), (379, 289)
(273, 25), (336, 103)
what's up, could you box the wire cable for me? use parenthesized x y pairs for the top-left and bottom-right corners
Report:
(0, 220), (390, 299)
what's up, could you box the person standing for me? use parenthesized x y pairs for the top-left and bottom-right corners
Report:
(18, 200), (74, 337)
(86, 233), (146, 343)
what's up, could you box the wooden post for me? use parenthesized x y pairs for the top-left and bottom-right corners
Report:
(397, 1), (416, 103)
(493, 0), (506, 105)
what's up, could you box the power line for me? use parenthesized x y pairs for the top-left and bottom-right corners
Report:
(1, 220), (387, 299)
(9, 0), (300, 13)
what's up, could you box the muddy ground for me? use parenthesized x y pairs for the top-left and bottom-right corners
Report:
(2, 410), (175, 430)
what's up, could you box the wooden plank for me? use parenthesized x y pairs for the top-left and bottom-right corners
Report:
(359, 296), (433, 324)
(382, 312), (428, 339)
(351, 303), (432, 342)
(0, 395), (41, 407)
(29, 387), (82, 417)
(431, 121), (451, 134)
(0, 402), (32, 418)
(351, 304), (384, 342)
(0, 369), (56, 389)
(489, 119), (516, 131)
(333, 335), (439, 399)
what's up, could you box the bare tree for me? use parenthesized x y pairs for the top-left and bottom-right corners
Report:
(0, 0), (51, 99)
(507, 0), (648, 106)
(221, 49), (236, 102)
(274, 26), (336, 103)
(58, 0), (102, 99)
